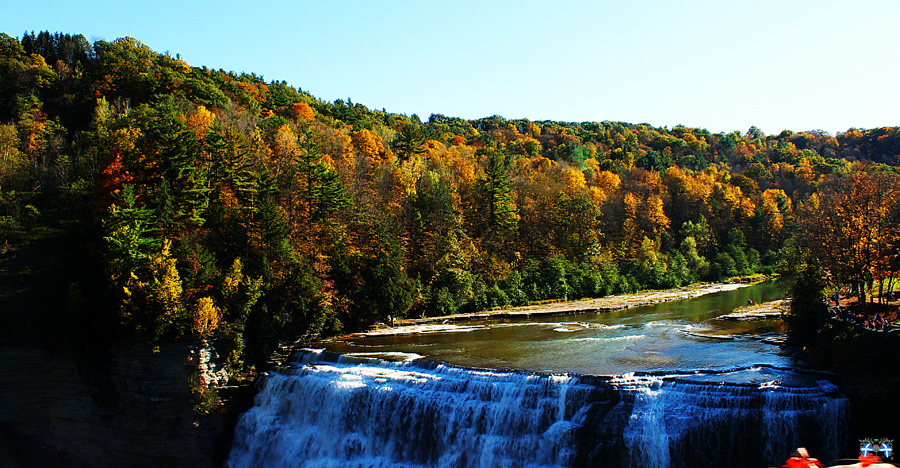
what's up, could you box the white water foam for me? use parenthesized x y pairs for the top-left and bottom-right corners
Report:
(360, 324), (486, 336)
(567, 334), (647, 344)
(228, 356), (589, 468)
(340, 352), (424, 363)
(552, 322), (590, 332)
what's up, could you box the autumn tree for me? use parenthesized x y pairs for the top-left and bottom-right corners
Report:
(801, 170), (900, 304)
(550, 191), (601, 263)
(404, 169), (463, 283)
(352, 128), (385, 163)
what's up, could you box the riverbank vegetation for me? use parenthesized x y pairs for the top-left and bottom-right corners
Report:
(2, 31), (900, 371)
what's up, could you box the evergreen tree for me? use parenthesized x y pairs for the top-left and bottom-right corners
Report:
(392, 123), (426, 158)
(103, 184), (160, 281)
(475, 149), (518, 249)
(785, 258), (826, 344)
(296, 124), (350, 223)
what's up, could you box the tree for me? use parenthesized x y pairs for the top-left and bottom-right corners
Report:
(0, 124), (27, 188)
(474, 149), (518, 247)
(550, 191), (601, 262)
(288, 102), (315, 121)
(295, 124), (351, 224)
(351, 128), (385, 163)
(617, 191), (669, 255)
(404, 169), (463, 283)
(92, 37), (157, 102)
(393, 124), (426, 159)
(785, 258), (826, 344)
(679, 236), (709, 281)
(193, 296), (220, 336)
(353, 223), (414, 326)
(0, 33), (27, 120)
(103, 184), (160, 282)
(103, 185), (199, 339)
(221, 258), (263, 323)
(802, 171), (900, 305)
(751, 188), (792, 249)
(679, 217), (714, 258)
(725, 228), (751, 275)
(141, 96), (213, 230)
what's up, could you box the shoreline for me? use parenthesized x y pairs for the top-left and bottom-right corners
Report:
(359, 281), (761, 337)
(716, 299), (790, 321)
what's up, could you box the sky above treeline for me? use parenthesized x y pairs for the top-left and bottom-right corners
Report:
(3, 0), (899, 136)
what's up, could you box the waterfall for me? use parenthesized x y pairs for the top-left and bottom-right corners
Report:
(227, 351), (848, 468)
(611, 374), (848, 467)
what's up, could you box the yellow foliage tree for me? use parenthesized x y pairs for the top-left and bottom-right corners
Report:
(760, 189), (791, 232)
(593, 170), (621, 192)
(187, 105), (215, 138)
(351, 128), (385, 164)
(712, 182), (755, 224)
(193, 297), (221, 336)
(151, 239), (185, 332)
(621, 192), (670, 253)
(118, 239), (188, 339)
(559, 164), (587, 192)
(272, 124), (299, 159)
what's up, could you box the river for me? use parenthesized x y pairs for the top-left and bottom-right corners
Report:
(321, 280), (793, 378)
(226, 281), (851, 468)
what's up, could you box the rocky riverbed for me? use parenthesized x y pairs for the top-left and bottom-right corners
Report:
(716, 299), (790, 321)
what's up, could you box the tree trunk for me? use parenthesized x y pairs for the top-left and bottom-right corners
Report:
(888, 274), (895, 303)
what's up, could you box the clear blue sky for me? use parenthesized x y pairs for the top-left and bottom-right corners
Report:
(3, 0), (899, 135)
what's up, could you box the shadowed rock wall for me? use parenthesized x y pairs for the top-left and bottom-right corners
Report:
(0, 337), (244, 468)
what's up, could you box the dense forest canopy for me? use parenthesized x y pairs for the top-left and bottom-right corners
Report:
(2, 31), (899, 368)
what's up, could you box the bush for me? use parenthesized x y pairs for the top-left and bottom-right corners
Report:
(709, 252), (738, 281)
(427, 286), (456, 316)
(502, 270), (529, 306)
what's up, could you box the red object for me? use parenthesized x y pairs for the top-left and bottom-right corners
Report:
(782, 456), (822, 468)
(858, 454), (882, 467)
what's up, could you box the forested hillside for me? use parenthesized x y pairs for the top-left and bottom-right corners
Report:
(2, 32), (899, 368)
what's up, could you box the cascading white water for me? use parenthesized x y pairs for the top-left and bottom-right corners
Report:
(228, 351), (598, 468)
(611, 374), (849, 468)
(226, 352), (848, 468)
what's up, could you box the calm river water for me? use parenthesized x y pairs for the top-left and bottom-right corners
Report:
(321, 281), (800, 382)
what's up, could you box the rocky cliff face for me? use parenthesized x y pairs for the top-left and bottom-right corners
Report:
(0, 337), (248, 468)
